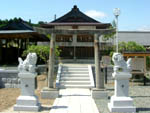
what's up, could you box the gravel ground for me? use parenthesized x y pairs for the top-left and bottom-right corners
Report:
(95, 82), (150, 113)
(1, 105), (52, 113)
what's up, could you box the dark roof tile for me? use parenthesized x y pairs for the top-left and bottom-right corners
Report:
(51, 5), (100, 23)
(0, 21), (33, 30)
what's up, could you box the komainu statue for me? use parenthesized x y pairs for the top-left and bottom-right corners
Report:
(112, 53), (132, 73)
(18, 53), (37, 73)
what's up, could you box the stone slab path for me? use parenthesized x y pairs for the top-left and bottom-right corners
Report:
(50, 89), (99, 113)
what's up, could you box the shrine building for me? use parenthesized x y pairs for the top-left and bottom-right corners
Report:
(40, 5), (111, 61)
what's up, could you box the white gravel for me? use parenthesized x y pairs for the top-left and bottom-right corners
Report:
(95, 82), (150, 113)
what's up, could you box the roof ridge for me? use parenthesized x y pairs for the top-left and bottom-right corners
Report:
(51, 5), (100, 23)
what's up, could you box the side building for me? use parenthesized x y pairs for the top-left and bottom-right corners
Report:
(0, 20), (48, 64)
(118, 31), (150, 49)
(104, 31), (150, 50)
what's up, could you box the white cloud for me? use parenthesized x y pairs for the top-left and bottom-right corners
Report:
(85, 10), (107, 19)
(137, 25), (150, 31)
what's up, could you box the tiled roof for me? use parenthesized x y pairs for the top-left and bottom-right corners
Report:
(0, 21), (33, 30)
(51, 5), (100, 23)
(41, 5), (111, 29)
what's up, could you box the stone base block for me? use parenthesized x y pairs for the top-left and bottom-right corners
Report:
(14, 104), (40, 112)
(91, 88), (108, 99)
(108, 96), (136, 112)
(41, 87), (59, 99)
(14, 96), (41, 112)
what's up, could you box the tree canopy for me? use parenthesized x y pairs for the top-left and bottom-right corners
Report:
(103, 20), (116, 41)
(0, 17), (44, 28)
(118, 41), (146, 53)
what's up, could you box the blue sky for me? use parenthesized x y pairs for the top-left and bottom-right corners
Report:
(0, 0), (150, 31)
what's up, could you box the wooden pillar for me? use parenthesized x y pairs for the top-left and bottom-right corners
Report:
(94, 34), (104, 89)
(17, 39), (20, 58)
(74, 46), (76, 60)
(144, 56), (146, 73)
(73, 34), (77, 60)
(48, 33), (56, 88)
(0, 40), (2, 63)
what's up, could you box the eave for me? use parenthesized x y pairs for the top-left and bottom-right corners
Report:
(41, 22), (111, 29)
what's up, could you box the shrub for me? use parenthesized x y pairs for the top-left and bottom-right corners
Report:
(22, 45), (61, 64)
(118, 41), (146, 53)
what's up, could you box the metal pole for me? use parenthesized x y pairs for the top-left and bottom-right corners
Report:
(116, 16), (119, 53)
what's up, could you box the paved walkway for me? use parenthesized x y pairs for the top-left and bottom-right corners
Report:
(50, 89), (99, 113)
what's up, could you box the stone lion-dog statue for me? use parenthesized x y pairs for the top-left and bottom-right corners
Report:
(18, 53), (37, 73)
(112, 53), (132, 73)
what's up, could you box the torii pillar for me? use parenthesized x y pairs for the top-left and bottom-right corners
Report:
(92, 33), (107, 99)
(41, 33), (59, 99)
(48, 33), (55, 88)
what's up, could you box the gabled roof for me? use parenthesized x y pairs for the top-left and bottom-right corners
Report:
(0, 30), (34, 34)
(0, 30), (49, 41)
(0, 21), (33, 30)
(51, 5), (99, 23)
(41, 5), (111, 29)
(0, 21), (48, 41)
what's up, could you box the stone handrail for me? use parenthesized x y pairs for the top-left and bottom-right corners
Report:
(56, 64), (62, 88)
(88, 65), (95, 88)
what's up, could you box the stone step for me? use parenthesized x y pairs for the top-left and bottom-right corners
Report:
(60, 81), (91, 85)
(61, 74), (89, 77)
(62, 68), (88, 71)
(62, 70), (88, 72)
(63, 66), (88, 68)
(59, 84), (93, 88)
(61, 71), (89, 74)
(58, 65), (93, 89)
(60, 77), (90, 81)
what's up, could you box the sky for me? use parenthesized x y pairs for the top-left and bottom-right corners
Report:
(0, 0), (150, 31)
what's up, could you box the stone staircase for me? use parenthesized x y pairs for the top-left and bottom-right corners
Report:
(57, 65), (94, 88)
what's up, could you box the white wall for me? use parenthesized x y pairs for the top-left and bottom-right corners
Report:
(54, 26), (96, 30)
(118, 31), (150, 46)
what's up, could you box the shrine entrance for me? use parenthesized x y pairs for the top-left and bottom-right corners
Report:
(35, 27), (114, 89)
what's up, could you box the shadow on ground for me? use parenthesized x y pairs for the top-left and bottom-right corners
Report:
(40, 106), (51, 111)
(136, 107), (150, 112)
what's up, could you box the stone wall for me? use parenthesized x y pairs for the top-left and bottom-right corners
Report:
(0, 65), (56, 88)
(0, 70), (19, 88)
(107, 66), (113, 80)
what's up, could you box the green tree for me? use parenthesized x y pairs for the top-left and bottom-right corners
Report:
(22, 34), (61, 64)
(110, 41), (146, 57)
(22, 45), (61, 64)
(103, 20), (116, 41)
(38, 21), (45, 24)
(0, 17), (40, 28)
(118, 41), (146, 53)
(22, 45), (49, 63)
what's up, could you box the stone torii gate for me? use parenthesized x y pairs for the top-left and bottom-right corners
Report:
(34, 27), (114, 98)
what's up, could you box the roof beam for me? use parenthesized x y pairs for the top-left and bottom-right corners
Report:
(34, 27), (115, 35)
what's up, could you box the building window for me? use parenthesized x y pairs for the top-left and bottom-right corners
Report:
(77, 34), (94, 42)
(56, 35), (73, 42)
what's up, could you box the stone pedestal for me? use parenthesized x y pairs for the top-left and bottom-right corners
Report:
(14, 72), (41, 112)
(92, 88), (108, 99)
(108, 72), (136, 113)
(41, 87), (59, 99)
